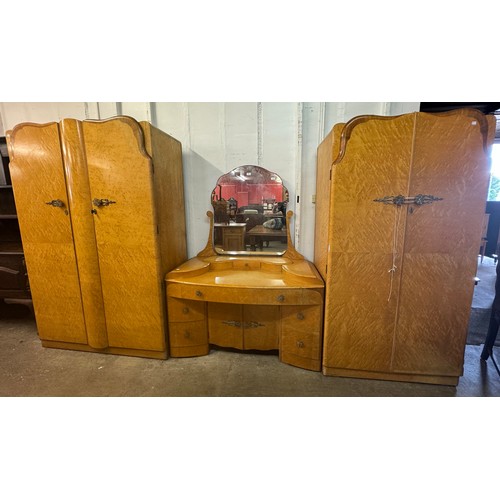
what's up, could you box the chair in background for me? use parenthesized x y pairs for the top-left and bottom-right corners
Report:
(479, 213), (490, 263)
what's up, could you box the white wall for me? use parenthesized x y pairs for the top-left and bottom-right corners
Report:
(0, 101), (419, 259)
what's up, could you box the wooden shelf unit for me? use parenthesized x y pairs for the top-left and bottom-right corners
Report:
(0, 136), (31, 304)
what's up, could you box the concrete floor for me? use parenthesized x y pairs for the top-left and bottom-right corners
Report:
(1, 303), (500, 396)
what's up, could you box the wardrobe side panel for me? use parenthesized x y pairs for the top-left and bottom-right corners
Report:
(314, 128), (334, 280)
(82, 118), (166, 352)
(322, 115), (414, 372)
(140, 122), (187, 278)
(392, 112), (493, 376)
(7, 123), (87, 344)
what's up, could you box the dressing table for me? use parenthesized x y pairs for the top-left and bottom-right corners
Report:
(165, 165), (325, 371)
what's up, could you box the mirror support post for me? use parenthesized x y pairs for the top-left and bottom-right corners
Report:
(197, 211), (217, 258)
(282, 211), (304, 260)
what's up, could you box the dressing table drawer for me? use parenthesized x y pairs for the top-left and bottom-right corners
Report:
(169, 321), (208, 347)
(281, 305), (322, 333)
(167, 283), (323, 306)
(280, 329), (321, 360)
(280, 305), (322, 369)
(167, 297), (206, 322)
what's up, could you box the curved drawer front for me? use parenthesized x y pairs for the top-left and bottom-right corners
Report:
(167, 297), (206, 322)
(167, 283), (323, 306)
(169, 320), (208, 348)
(281, 305), (322, 334)
(280, 329), (321, 360)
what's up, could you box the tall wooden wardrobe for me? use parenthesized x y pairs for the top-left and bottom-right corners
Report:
(7, 116), (187, 359)
(315, 110), (496, 385)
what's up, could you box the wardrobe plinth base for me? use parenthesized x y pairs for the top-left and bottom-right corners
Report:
(322, 366), (459, 386)
(40, 340), (168, 360)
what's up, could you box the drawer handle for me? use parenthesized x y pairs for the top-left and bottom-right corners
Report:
(184, 331), (190, 339)
(296, 341), (305, 348)
(277, 295), (285, 302)
(222, 320), (241, 327)
(182, 307), (189, 314)
(195, 290), (203, 297)
(297, 312), (305, 320)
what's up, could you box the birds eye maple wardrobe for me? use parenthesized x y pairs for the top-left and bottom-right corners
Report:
(7, 116), (186, 359)
(314, 109), (496, 385)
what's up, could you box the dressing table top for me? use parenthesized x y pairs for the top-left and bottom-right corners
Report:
(166, 255), (324, 290)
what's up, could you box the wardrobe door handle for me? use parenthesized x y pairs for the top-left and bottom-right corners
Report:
(93, 198), (116, 207)
(45, 199), (64, 207)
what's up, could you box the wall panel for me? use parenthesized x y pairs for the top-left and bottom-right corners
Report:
(0, 102), (88, 128)
(0, 101), (420, 259)
(224, 103), (258, 168)
(119, 102), (153, 122)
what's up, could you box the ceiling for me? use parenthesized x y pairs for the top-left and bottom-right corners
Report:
(419, 102), (500, 114)
(419, 102), (500, 139)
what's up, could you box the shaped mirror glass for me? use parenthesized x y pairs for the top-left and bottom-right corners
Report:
(211, 165), (289, 255)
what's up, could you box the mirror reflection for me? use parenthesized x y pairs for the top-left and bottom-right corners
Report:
(211, 165), (289, 254)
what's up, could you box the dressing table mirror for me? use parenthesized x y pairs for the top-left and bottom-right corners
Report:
(211, 165), (289, 254)
(165, 165), (325, 371)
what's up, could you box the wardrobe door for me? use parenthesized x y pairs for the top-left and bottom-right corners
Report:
(82, 118), (165, 352)
(7, 123), (87, 344)
(392, 112), (492, 376)
(60, 119), (108, 349)
(323, 114), (414, 372)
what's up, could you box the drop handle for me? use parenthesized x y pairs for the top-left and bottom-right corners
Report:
(277, 295), (285, 302)
(222, 321), (241, 327)
(45, 199), (64, 208)
(93, 198), (116, 207)
(244, 321), (265, 328)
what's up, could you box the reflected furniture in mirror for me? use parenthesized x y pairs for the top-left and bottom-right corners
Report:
(211, 165), (288, 255)
(166, 166), (325, 371)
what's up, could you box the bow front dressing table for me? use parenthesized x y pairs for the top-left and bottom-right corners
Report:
(165, 166), (325, 371)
